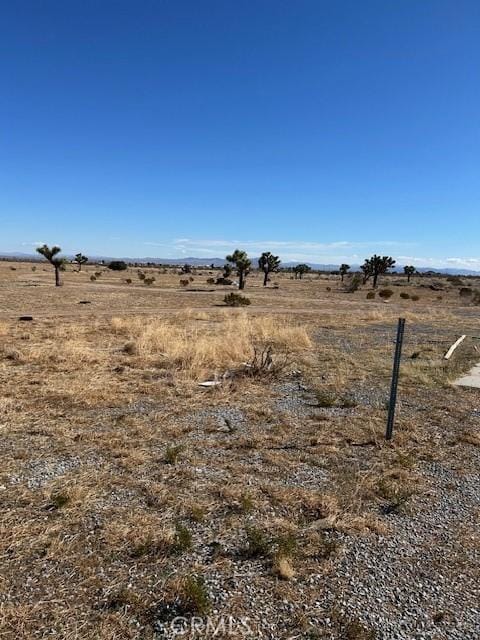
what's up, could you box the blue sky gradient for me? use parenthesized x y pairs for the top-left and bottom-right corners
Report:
(1, 1), (479, 267)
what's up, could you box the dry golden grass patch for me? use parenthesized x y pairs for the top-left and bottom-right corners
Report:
(110, 312), (312, 380)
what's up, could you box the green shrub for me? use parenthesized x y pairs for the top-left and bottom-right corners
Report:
(366, 291), (376, 300)
(378, 289), (394, 299)
(165, 445), (184, 464)
(223, 292), (251, 307)
(108, 261), (128, 271)
(243, 526), (271, 558)
(400, 292), (410, 299)
(173, 522), (193, 553)
(177, 575), (210, 615)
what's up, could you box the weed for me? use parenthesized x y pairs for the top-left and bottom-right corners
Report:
(164, 445), (184, 465)
(173, 522), (193, 553)
(243, 525), (271, 558)
(312, 389), (337, 408)
(178, 575), (210, 615)
(223, 292), (251, 306)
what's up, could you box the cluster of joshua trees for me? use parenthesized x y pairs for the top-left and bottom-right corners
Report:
(35, 243), (416, 289)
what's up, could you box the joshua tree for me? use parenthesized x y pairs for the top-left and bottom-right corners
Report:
(404, 265), (416, 283)
(226, 249), (251, 290)
(182, 263), (192, 274)
(36, 244), (65, 286)
(223, 263), (233, 278)
(294, 264), (311, 279)
(362, 254), (396, 288)
(339, 263), (350, 282)
(74, 252), (88, 271)
(258, 251), (281, 286)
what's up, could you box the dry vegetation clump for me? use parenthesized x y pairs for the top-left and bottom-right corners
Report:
(110, 312), (311, 380)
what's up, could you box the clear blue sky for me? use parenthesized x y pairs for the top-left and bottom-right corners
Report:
(1, 1), (479, 268)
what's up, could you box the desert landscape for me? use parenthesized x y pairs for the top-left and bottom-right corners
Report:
(1, 259), (479, 639)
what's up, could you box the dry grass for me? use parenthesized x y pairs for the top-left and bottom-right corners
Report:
(110, 312), (312, 380)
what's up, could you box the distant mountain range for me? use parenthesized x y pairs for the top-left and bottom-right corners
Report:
(1, 252), (479, 276)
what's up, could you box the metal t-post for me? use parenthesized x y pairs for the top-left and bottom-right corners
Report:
(386, 318), (406, 441)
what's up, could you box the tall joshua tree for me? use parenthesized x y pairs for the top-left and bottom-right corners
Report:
(258, 251), (281, 287)
(339, 263), (350, 282)
(36, 244), (65, 286)
(362, 254), (396, 288)
(226, 249), (251, 290)
(74, 252), (88, 272)
(404, 265), (416, 283)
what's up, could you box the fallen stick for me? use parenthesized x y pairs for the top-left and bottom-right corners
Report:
(444, 335), (466, 360)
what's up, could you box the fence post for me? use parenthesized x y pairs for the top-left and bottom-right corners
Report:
(386, 318), (406, 441)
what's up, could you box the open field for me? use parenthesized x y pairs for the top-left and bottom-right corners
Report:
(1, 261), (480, 639)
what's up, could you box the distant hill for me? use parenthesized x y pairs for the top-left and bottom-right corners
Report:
(1, 252), (479, 276)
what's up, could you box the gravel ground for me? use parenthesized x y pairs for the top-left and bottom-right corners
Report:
(316, 459), (480, 639)
(151, 458), (480, 640)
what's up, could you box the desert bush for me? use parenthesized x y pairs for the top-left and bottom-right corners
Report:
(366, 291), (375, 300)
(313, 388), (338, 407)
(31, 266), (36, 272)
(326, 286), (331, 292)
(378, 289), (394, 299)
(346, 273), (362, 293)
(108, 261), (128, 271)
(90, 275), (96, 282)
(215, 277), (233, 285)
(224, 292), (251, 307)
(459, 287), (472, 298)
(472, 290), (480, 305)
(144, 277), (155, 285)
(206, 278), (215, 284)
(400, 292), (410, 299)
(171, 575), (210, 616)
(164, 445), (184, 464)
(411, 294), (420, 301)
(137, 271), (146, 280)
(447, 275), (463, 287)
(125, 278), (132, 284)
(179, 279), (189, 287)
(243, 525), (271, 558)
